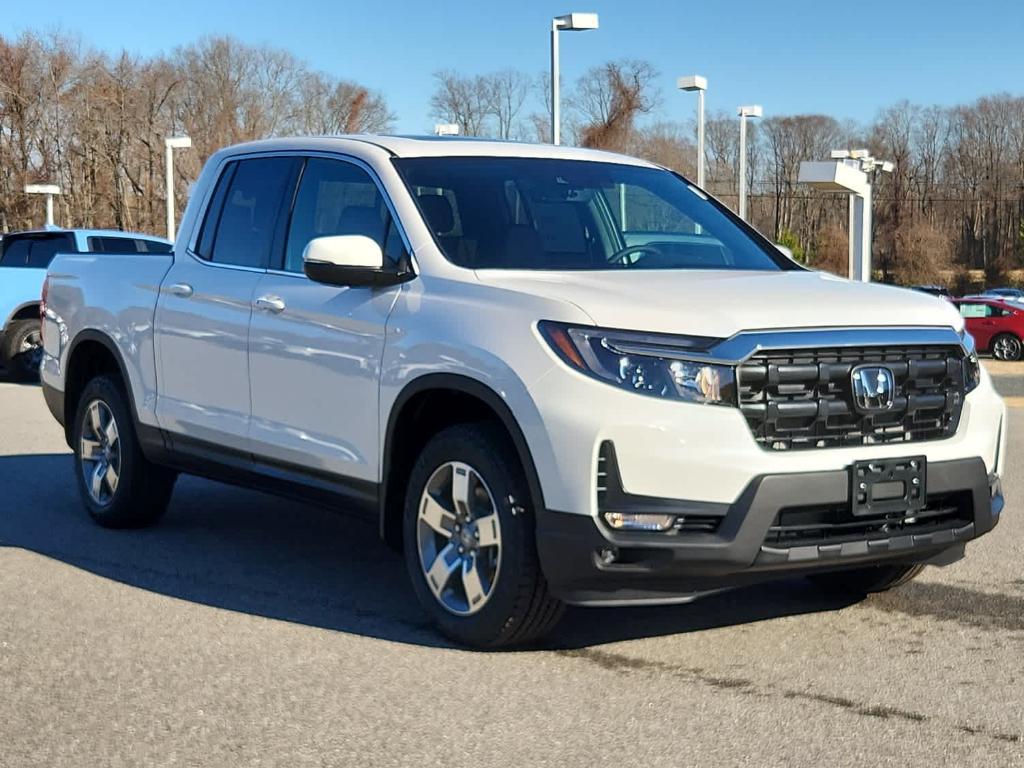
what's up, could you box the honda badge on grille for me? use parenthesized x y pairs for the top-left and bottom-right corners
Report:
(851, 365), (896, 412)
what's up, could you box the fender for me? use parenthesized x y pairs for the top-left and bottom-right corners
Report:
(61, 329), (165, 454)
(380, 372), (547, 541)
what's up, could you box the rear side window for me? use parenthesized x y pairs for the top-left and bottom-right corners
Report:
(87, 236), (172, 254)
(201, 157), (297, 269)
(0, 233), (76, 268)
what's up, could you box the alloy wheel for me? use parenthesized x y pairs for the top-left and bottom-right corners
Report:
(994, 335), (1022, 361)
(14, 328), (43, 371)
(79, 399), (121, 506)
(416, 461), (502, 616)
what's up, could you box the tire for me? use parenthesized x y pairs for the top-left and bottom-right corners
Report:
(2, 319), (43, 381)
(991, 333), (1023, 361)
(403, 423), (564, 647)
(807, 564), (924, 596)
(71, 374), (176, 528)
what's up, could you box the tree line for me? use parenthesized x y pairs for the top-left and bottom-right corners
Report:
(3, 31), (1023, 288)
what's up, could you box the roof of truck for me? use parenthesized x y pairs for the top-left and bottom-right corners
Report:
(217, 135), (661, 168)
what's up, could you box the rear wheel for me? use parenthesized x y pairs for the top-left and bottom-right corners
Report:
(807, 564), (924, 595)
(992, 333), (1023, 361)
(72, 375), (176, 528)
(2, 320), (43, 381)
(403, 423), (564, 647)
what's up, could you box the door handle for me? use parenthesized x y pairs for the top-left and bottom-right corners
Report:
(167, 283), (194, 298)
(255, 295), (286, 313)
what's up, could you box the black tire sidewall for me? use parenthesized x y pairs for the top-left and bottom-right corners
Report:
(71, 375), (158, 527)
(4, 320), (41, 380)
(402, 424), (539, 647)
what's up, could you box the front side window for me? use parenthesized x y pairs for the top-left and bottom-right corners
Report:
(395, 157), (794, 272)
(283, 158), (399, 273)
(205, 157), (296, 269)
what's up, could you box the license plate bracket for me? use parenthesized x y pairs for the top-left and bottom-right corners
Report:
(850, 456), (927, 517)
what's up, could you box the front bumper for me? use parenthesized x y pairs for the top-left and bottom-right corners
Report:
(536, 456), (1003, 606)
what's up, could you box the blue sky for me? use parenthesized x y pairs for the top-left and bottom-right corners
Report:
(10, 0), (1024, 133)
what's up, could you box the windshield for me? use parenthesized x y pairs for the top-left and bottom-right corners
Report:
(394, 157), (795, 272)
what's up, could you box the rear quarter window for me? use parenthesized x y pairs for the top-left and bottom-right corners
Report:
(87, 236), (172, 254)
(0, 233), (76, 269)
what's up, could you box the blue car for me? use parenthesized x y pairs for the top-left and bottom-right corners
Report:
(0, 228), (171, 380)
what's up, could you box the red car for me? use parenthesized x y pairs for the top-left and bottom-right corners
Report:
(954, 297), (1024, 360)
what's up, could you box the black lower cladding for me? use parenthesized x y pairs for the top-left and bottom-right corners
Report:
(537, 450), (1002, 605)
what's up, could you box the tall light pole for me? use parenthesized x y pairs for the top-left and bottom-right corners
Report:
(24, 184), (61, 227)
(799, 149), (893, 282)
(550, 12), (599, 145)
(165, 135), (192, 242)
(736, 105), (762, 221)
(678, 75), (707, 188)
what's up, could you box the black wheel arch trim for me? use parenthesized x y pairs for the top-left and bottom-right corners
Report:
(381, 373), (547, 543)
(3, 300), (42, 330)
(62, 329), (162, 453)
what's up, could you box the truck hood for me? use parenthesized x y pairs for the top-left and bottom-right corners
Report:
(475, 269), (965, 338)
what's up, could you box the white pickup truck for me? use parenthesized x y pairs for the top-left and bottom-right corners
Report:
(40, 136), (1007, 646)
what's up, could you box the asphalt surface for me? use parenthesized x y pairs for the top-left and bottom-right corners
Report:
(1, 365), (1023, 767)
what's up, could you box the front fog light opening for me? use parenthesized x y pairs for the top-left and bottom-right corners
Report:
(603, 511), (676, 532)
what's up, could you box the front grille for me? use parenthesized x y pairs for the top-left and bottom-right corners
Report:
(764, 490), (973, 548)
(738, 345), (966, 450)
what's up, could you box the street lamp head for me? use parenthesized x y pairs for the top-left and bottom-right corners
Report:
(165, 135), (192, 149)
(24, 184), (61, 195)
(737, 105), (763, 118)
(434, 123), (460, 136)
(677, 75), (707, 92)
(553, 12), (599, 30)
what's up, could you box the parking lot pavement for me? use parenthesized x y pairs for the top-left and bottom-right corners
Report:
(1, 374), (1023, 767)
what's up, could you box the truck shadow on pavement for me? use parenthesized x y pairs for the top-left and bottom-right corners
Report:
(1, 452), (864, 650)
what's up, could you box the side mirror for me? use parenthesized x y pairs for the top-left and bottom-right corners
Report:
(303, 235), (408, 287)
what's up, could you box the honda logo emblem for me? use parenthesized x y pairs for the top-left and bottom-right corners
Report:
(851, 365), (896, 412)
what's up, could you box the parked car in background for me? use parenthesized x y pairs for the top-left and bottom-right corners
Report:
(954, 297), (1024, 360)
(982, 287), (1024, 303)
(0, 229), (171, 380)
(39, 136), (1006, 646)
(909, 285), (952, 300)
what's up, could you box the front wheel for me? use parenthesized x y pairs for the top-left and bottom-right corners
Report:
(403, 423), (564, 647)
(806, 564), (924, 596)
(2, 319), (43, 381)
(72, 375), (177, 528)
(992, 333), (1023, 361)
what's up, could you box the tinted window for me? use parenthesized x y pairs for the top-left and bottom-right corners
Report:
(283, 158), (396, 273)
(0, 233), (76, 269)
(395, 157), (792, 271)
(196, 162), (237, 260)
(208, 157), (296, 269)
(87, 236), (172, 254)
(0, 238), (31, 267)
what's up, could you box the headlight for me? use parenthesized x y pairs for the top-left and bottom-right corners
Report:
(965, 352), (981, 394)
(539, 321), (736, 406)
(960, 330), (981, 394)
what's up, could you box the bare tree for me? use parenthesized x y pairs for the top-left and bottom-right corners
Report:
(429, 70), (493, 136)
(571, 59), (659, 151)
(485, 69), (530, 140)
